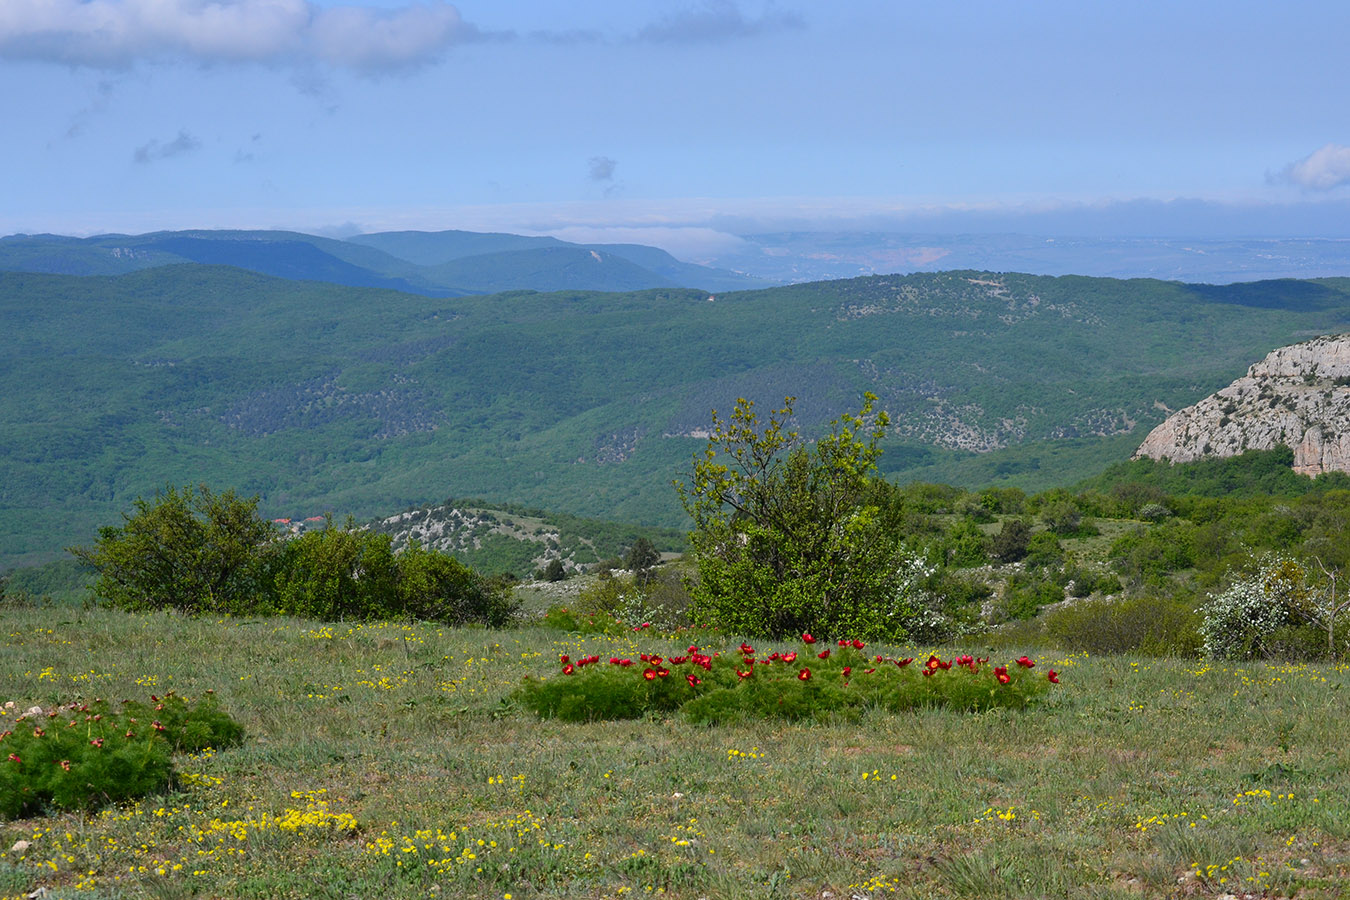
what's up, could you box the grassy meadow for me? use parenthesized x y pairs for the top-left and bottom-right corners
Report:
(2, 607), (1349, 899)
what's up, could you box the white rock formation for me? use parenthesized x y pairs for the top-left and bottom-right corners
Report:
(1135, 333), (1350, 475)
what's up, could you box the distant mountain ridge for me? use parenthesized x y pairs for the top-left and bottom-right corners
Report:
(0, 228), (766, 294)
(1136, 333), (1350, 474)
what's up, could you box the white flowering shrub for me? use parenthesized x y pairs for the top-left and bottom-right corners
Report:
(881, 547), (950, 641)
(1200, 556), (1313, 660)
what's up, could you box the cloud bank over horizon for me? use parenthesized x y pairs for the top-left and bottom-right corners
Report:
(0, 0), (481, 72)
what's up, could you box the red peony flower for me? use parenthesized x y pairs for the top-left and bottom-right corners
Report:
(7, 754), (19, 763)
(737, 669), (752, 679)
(739, 642), (755, 655)
(560, 654), (570, 664)
(686, 674), (702, 687)
(650, 655), (664, 665)
(610, 657), (621, 665)
(851, 639), (865, 650)
(798, 668), (811, 681)
(926, 655), (941, 670)
(643, 669), (657, 681)
(1017, 656), (1035, 668)
(997, 672), (1011, 685)
(657, 668), (670, 678)
(802, 633), (816, 644)
(562, 664), (574, 675)
(817, 649), (831, 659)
(864, 667), (876, 674)
(152, 721), (165, 731)
(689, 646), (700, 653)
(839, 639), (850, 647)
(90, 738), (104, 748)
(842, 666), (851, 676)
(58, 759), (71, 771)
(782, 652), (798, 663)
(619, 658), (634, 667)
(1047, 670), (1060, 684)
(922, 668), (935, 678)
(32, 728), (43, 738)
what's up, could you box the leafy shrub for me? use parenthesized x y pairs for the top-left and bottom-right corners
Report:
(72, 484), (279, 615)
(989, 519), (1031, 564)
(397, 540), (519, 627)
(944, 519), (989, 567)
(274, 522), (401, 620)
(0, 692), (243, 819)
(515, 640), (1058, 724)
(541, 559), (568, 582)
(1042, 594), (1202, 656)
(678, 395), (930, 640)
(1200, 556), (1313, 660)
(539, 606), (628, 635)
(992, 574), (1063, 623)
(1024, 532), (1064, 569)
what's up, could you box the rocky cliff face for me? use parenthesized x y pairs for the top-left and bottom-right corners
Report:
(1135, 334), (1350, 475)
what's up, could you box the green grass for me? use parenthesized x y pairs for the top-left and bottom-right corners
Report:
(2, 608), (1349, 899)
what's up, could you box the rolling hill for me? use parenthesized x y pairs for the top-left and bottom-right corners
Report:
(7, 264), (1350, 569)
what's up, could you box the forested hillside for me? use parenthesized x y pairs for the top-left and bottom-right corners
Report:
(6, 265), (1350, 568)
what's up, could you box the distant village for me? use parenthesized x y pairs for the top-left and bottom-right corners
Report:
(270, 516), (327, 534)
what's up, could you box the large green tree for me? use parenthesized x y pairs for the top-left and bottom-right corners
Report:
(675, 394), (928, 640)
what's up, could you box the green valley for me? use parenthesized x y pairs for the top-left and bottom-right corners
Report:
(6, 264), (1350, 570)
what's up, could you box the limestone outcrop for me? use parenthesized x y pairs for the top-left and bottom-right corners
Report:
(1134, 334), (1350, 475)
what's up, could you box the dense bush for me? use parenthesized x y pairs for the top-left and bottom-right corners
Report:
(77, 489), (515, 626)
(1041, 594), (1202, 657)
(0, 692), (243, 819)
(72, 484), (279, 615)
(989, 518), (1031, 563)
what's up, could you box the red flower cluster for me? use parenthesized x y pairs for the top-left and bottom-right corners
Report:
(1016, 656), (1036, 668)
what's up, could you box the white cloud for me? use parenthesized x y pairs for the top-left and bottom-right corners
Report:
(634, 1), (803, 44)
(1277, 144), (1350, 191)
(0, 0), (479, 72)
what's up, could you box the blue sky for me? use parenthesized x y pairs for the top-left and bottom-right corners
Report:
(5, 0), (1350, 258)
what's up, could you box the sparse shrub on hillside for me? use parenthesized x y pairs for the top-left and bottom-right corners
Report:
(1041, 594), (1202, 657)
(541, 559), (568, 582)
